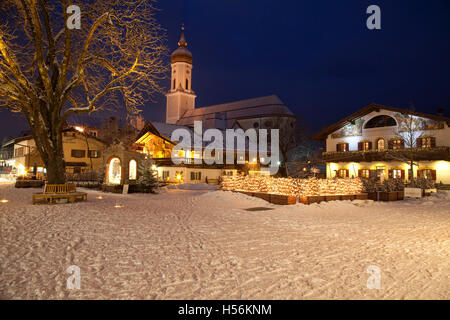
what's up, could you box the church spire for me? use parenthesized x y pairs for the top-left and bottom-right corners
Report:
(178, 24), (187, 48)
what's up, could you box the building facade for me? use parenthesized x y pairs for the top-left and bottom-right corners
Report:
(1, 128), (106, 179)
(132, 27), (296, 183)
(313, 104), (450, 184)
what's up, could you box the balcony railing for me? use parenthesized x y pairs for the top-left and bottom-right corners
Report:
(322, 146), (450, 162)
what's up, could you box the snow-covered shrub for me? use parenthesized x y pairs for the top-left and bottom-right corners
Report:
(362, 178), (377, 193)
(409, 177), (435, 189)
(137, 169), (159, 193)
(394, 178), (405, 191)
(382, 179), (397, 192)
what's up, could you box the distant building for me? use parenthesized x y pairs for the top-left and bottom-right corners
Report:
(0, 128), (106, 179)
(313, 104), (450, 184)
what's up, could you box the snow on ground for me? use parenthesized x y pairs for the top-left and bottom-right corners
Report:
(0, 182), (449, 299)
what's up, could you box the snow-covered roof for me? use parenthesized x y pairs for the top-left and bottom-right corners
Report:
(151, 122), (193, 141)
(175, 95), (294, 128)
(136, 121), (267, 152)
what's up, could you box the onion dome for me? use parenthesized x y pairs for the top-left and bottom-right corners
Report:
(171, 25), (193, 64)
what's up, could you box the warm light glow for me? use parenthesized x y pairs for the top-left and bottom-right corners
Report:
(108, 158), (121, 185)
(435, 161), (449, 171)
(222, 176), (363, 197)
(151, 165), (157, 170)
(114, 204), (124, 209)
(0, 199), (9, 203)
(176, 174), (182, 180)
(129, 160), (137, 180)
(74, 126), (85, 133)
(96, 196), (103, 200)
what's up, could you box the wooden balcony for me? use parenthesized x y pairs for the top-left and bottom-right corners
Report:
(322, 146), (450, 162)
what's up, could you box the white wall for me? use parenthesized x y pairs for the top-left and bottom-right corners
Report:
(156, 166), (231, 183)
(326, 110), (450, 152)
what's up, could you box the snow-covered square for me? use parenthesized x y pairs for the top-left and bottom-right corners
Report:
(0, 182), (449, 299)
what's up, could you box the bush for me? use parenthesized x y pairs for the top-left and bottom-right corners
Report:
(408, 177), (435, 189)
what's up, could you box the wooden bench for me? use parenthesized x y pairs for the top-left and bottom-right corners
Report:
(32, 184), (88, 204)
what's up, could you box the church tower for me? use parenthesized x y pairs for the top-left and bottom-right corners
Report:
(166, 26), (196, 124)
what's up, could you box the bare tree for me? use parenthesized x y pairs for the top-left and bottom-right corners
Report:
(274, 116), (318, 177)
(386, 111), (422, 179)
(0, 0), (167, 183)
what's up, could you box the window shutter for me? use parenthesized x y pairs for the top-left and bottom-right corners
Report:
(401, 170), (405, 180)
(430, 137), (436, 148)
(345, 143), (349, 152)
(388, 170), (393, 179)
(198, 172), (202, 181)
(388, 140), (393, 149)
(400, 140), (405, 149)
(190, 172), (195, 180)
(418, 170), (423, 178)
(369, 170), (377, 179)
(431, 170), (437, 181)
(358, 169), (362, 177)
(416, 138), (422, 148)
(336, 144), (340, 152)
(358, 142), (363, 151)
(345, 169), (349, 178)
(368, 142), (372, 150)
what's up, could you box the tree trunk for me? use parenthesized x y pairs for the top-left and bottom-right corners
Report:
(45, 152), (67, 184)
(29, 112), (67, 184)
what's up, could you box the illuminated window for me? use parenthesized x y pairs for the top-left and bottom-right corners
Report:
(337, 169), (348, 178)
(359, 169), (370, 178)
(392, 169), (402, 179)
(129, 160), (137, 180)
(360, 141), (371, 151)
(108, 158), (121, 185)
(419, 137), (434, 148)
(377, 139), (385, 150)
(336, 143), (348, 152)
(88, 150), (101, 158)
(390, 139), (404, 150)
(420, 169), (436, 180)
